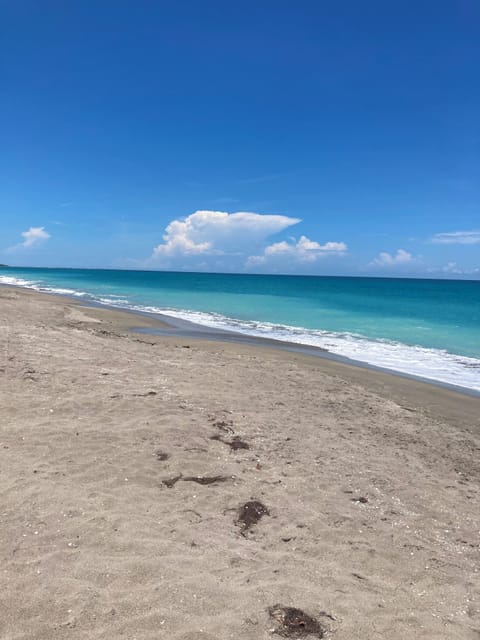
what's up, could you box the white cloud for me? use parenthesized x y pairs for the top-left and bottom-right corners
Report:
(246, 235), (347, 269)
(151, 210), (300, 260)
(442, 261), (462, 274)
(21, 226), (50, 247)
(431, 230), (480, 245)
(433, 262), (480, 276)
(371, 248), (414, 267)
(5, 226), (50, 253)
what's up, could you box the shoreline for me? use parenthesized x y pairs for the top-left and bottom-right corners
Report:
(2, 283), (479, 429)
(1, 283), (479, 639)
(1, 281), (479, 400)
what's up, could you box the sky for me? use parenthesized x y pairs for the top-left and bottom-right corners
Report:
(1, 0), (479, 278)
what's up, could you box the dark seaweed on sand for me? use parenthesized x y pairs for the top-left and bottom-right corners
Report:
(229, 436), (249, 451)
(268, 605), (325, 638)
(212, 420), (234, 434)
(210, 434), (250, 451)
(236, 500), (269, 532)
(183, 475), (230, 485)
(163, 474), (231, 487)
(163, 474), (182, 488)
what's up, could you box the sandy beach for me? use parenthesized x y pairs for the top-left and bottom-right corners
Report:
(1, 285), (479, 640)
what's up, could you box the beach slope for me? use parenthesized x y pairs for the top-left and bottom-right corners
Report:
(0, 287), (479, 639)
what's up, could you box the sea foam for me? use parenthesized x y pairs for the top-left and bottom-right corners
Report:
(2, 273), (479, 393)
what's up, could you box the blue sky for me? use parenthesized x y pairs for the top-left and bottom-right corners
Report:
(1, 0), (479, 277)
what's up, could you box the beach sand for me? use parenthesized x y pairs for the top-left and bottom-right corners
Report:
(1, 286), (479, 639)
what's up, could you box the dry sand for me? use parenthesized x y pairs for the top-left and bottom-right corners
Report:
(0, 286), (479, 640)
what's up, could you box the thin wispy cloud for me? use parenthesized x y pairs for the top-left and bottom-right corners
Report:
(431, 230), (480, 245)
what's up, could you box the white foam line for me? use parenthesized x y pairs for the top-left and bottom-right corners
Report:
(142, 307), (480, 392)
(2, 275), (479, 392)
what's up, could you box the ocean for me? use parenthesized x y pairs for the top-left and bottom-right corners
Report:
(1, 266), (479, 392)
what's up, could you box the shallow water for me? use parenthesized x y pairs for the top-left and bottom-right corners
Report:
(1, 267), (479, 391)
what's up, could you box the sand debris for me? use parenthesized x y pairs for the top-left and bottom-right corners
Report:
(163, 474), (183, 488)
(268, 604), (325, 638)
(210, 434), (249, 451)
(163, 474), (231, 487)
(182, 475), (231, 485)
(211, 420), (234, 434)
(236, 500), (269, 533)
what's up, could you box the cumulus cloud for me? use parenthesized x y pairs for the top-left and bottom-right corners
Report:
(6, 226), (50, 253)
(21, 226), (50, 247)
(371, 248), (414, 267)
(151, 210), (300, 260)
(247, 236), (347, 268)
(431, 230), (480, 245)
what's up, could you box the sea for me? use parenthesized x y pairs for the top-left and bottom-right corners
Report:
(1, 266), (479, 393)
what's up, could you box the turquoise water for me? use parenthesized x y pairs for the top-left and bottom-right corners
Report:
(1, 267), (479, 391)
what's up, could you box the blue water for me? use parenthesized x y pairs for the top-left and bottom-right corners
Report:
(1, 266), (480, 391)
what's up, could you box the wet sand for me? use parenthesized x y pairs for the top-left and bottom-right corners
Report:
(1, 286), (479, 639)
